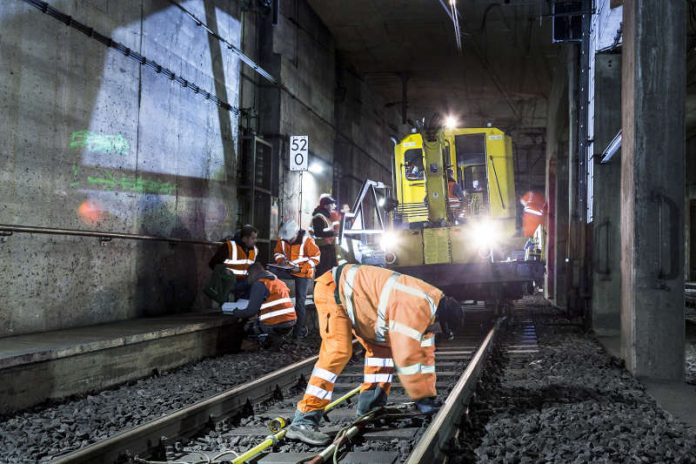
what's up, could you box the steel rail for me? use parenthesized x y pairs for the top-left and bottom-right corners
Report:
(51, 354), (320, 464)
(405, 319), (502, 464)
(0, 224), (221, 247)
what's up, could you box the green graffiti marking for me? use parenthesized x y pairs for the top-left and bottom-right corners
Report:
(86, 174), (176, 195)
(69, 130), (129, 155)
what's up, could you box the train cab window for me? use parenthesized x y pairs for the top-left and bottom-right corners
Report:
(404, 149), (424, 181)
(454, 134), (486, 165)
(454, 133), (487, 192)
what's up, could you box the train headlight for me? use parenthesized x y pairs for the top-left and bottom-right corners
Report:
(380, 231), (400, 252)
(470, 220), (500, 250)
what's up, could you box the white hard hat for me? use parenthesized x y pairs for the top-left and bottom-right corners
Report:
(279, 220), (300, 241)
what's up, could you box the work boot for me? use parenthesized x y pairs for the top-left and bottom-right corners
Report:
(285, 423), (331, 446)
(356, 388), (389, 416)
(293, 326), (309, 339)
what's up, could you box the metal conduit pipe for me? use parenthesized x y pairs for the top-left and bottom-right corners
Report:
(0, 224), (221, 246)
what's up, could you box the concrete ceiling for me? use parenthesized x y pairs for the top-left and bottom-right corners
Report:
(307, 0), (561, 132)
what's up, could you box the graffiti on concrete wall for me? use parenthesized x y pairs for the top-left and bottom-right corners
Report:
(69, 130), (129, 156)
(69, 130), (175, 195)
(87, 174), (176, 195)
(70, 163), (175, 195)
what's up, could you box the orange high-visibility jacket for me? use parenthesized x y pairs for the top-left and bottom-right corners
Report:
(309, 211), (341, 245)
(224, 240), (258, 280)
(329, 264), (444, 398)
(447, 179), (463, 209)
(258, 277), (296, 326)
(520, 191), (546, 237)
(273, 231), (321, 278)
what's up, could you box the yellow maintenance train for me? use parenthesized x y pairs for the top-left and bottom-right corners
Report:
(341, 116), (544, 303)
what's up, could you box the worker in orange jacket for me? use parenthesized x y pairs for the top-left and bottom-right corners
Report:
(274, 220), (320, 339)
(222, 263), (296, 347)
(520, 191), (546, 237)
(309, 194), (341, 277)
(285, 263), (452, 445)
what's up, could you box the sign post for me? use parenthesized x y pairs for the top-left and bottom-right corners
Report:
(289, 136), (309, 226)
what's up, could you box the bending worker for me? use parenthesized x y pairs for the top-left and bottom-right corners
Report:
(206, 224), (258, 303)
(285, 263), (451, 445)
(222, 262), (296, 346)
(274, 220), (320, 339)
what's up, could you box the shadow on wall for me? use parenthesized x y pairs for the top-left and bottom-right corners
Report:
(0, 1), (240, 334)
(134, 196), (199, 317)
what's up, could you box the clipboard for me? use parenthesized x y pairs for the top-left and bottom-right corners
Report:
(267, 263), (300, 273)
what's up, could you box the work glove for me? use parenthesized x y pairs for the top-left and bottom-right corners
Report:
(414, 397), (440, 415)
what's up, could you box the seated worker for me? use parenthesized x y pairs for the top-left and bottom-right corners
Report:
(285, 263), (456, 445)
(446, 167), (466, 222)
(206, 224), (258, 304)
(273, 220), (320, 339)
(222, 262), (296, 346)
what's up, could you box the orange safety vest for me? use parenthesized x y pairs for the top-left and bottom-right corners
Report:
(224, 240), (258, 280)
(258, 277), (296, 326)
(310, 211), (340, 245)
(324, 264), (443, 398)
(447, 180), (462, 209)
(520, 191), (546, 238)
(274, 233), (321, 279)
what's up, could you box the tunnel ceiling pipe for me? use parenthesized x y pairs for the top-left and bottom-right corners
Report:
(0, 224), (221, 247)
(437, 0), (463, 51)
(168, 0), (278, 85)
(21, 0), (240, 115)
(600, 130), (622, 164)
(171, 0), (391, 173)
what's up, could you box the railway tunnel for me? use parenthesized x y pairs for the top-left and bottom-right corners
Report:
(1, 0), (695, 462)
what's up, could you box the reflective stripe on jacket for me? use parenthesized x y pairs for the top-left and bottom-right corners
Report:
(309, 211), (339, 246)
(273, 232), (321, 278)
(223, 240), (257, 280)
(258, 277), (296, 326)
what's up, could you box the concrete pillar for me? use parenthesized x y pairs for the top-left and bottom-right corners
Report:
(621, 0), (685, 379)
(544, 52), (570, 307)
(591, 54), (622, 335)
(555, 138), (570, 309)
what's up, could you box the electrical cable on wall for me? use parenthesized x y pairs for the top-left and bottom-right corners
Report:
(168, 0), (392, 173)
(20, 0), (241, 115)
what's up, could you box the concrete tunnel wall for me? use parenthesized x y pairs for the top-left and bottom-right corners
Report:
(0, 0), (397, 337)
(261, 0), (398, 227)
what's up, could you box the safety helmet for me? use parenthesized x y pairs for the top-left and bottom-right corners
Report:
(319, 194), (336, 207)
(279, 220), (300, 241)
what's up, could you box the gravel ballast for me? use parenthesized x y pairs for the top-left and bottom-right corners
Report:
(0, 339), (318, 463)
(455, 311), (696, 463)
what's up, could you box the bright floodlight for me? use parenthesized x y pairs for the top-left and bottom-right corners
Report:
(444, 115), (458, 129)
(378, 197), (386, 207)
(380, 230), (400, 252)
(469, 219), (500, 251)
(309, 162), (324, 174)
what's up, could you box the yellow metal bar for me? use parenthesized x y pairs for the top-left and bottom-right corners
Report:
(231, 386), (360, 463)
(231, 430), (287, 464)
(323, 386), (361, 414)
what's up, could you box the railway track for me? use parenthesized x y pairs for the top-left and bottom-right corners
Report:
(52, 318), (501, 464)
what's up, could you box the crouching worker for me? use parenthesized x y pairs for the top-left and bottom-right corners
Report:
(285, 263), (453, 445)
(222, 263), (296, 347)
(205, 225), (259, 304)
